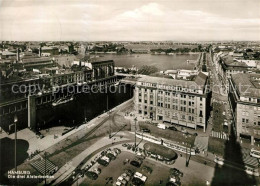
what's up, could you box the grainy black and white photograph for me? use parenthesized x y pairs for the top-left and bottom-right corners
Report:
(0, 0), (260, 185)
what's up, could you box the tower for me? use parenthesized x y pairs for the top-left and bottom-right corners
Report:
(39, 47), (42, 57)
(16, 48), (20, 62)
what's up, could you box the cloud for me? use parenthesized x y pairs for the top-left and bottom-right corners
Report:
(118, 3), (164, 20)
(0, 0), (260, 41)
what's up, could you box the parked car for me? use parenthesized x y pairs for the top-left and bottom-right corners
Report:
(130, 158), (142, 168)
(107, 153), (116, 160)
(97, 159), (109, 166)
(114, 148), (121, 154)
(86, 171), (98, 180)
(130, 160), (141, 168)
(168, 126), (177, 131)
(132, 177), (144, 186)
(157, 123), (166, 130)
(170, 168), (183, 177)
(125, 169), (133, 176)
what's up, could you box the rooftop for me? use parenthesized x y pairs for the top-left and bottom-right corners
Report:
(86, 60), (114, 64)
(143, 142), (177, 160)
(232, 73), (260, 98)
(1, 51), (16, 56)
(138, 72), (207, 90)
(22, 57), (52, 63)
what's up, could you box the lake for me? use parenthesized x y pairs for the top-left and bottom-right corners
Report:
(97, 53), (199, 71)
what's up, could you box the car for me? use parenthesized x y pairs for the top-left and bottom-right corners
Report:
(132, 177), (144, 186)
(115, 181), (122, 186)
(125, 169), (133, 176)
(107, 153), (116, 160)
(121, 179), (127, 185)
(78, 172), (84, 178)
(193, 133), (198, 136)
(114, 148), (121, 154)
(84, 164), (91, 170)
(245, 166), (259, 177)
(141, 128), (150, 133)
(86, 171), (98, 180)
(124, 175), (131, 182)
(170, 168), (183, 177)
(130, 160), (141, 167)
(127, 145), (132, 150)
(168, 126), (177, 131)
(122, 143), (128, 147)
(93, 168), (101, 175)
(214, 157), (224, 166)
(97, 159), (109, 166)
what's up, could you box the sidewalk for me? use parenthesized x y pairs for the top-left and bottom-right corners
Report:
(1, 99), (133, 156)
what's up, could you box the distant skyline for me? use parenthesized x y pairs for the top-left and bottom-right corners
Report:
(0, 0), (260, 41)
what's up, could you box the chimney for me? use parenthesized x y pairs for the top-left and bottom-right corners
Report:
(16, 48), (20, 62)
(39, 47), (42, 57)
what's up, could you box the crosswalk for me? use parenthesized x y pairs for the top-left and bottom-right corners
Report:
(211, 131), (229, 140)
(242, 148), (259, 168)
(30, 155), (58, 175)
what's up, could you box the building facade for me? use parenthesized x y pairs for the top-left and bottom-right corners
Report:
(135, 72), (209, 131)
(229, 73), (260, 145)
(214, 52), (260, 89)
(83, 60), (114, 79)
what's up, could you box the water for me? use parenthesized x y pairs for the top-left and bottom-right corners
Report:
(98, 54), (199, 70)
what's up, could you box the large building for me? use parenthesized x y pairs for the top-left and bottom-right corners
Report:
(214, 52), (260, 89)
(229, 73), (260, 145)
(135, 72), (209, 131)
(82, 60), (114, 79)
(22, 57), (54, 70)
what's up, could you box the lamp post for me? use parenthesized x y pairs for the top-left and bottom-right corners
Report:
(108, 111), (112, 139)
(185, 135), (189, 167)
(13, 115), (18, 183)
(44, 152), (47, 185)
(134, 117), (137, 150)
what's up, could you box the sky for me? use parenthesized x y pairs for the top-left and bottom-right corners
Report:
(0, 0), (260, 41)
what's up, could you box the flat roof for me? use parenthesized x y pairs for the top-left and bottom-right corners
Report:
(138, 72), (207, 90)
(22, 57), (52, 63)
(231, 73), (260, 98)
(86, 60), (114, 64)
(143, 142), (177, 160)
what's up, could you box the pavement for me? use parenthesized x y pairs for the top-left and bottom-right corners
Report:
(0, 99), (133, 157)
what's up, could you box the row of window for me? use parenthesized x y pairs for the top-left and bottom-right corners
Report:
(138, 88), (201, 100)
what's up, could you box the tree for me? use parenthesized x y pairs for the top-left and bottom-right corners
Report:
(138, 65), (158, 75)
(198, 44), (202, 52)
